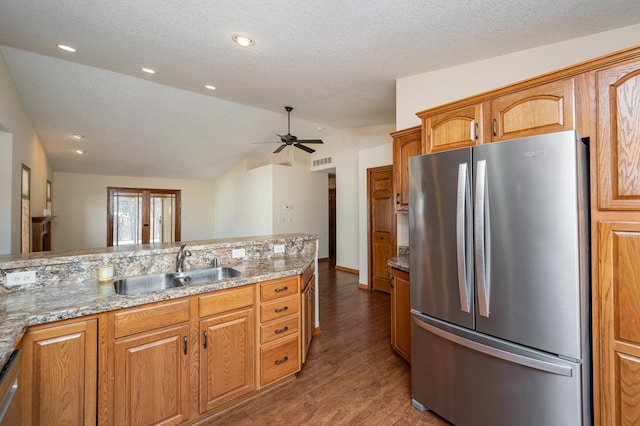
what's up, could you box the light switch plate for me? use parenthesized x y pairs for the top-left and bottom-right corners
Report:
(274, 244), (285, 254)
(232, 248), (246, 259)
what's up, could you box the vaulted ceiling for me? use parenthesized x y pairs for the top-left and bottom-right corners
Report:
(1, 1), (639, 180)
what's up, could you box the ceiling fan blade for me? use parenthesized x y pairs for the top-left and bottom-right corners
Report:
(252, 141), (281, 144)
(273, 144), (287, 154)
(295, 143), (315, 153)
(296, 139), (323, 144)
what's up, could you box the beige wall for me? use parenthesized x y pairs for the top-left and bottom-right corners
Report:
(214, 153), (329, 259)
(52, 172), (216, 251)
(310, 124), (395, 271)
(0, 50), (52, 254)
(396, 23), (640, 130)
(214, 160), (273, 239)
(358, 142), (393, 286)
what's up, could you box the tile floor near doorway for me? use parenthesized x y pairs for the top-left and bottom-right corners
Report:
(206, 262), (449, 425)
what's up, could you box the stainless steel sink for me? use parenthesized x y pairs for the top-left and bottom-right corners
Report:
(113, 267), (241, 295)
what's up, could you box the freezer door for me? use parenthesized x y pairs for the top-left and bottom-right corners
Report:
(473, 131), (588, 359)
(409, 147), (474, 329)
(411, 313), (590, 426)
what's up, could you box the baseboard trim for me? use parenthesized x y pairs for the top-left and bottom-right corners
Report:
(312, 327), (321, 336)
(357, 283), (369, 291)
(335, 265), (358, 275)
(318, 257), (330, 263)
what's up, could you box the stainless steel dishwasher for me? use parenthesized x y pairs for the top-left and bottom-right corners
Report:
(0, 350), (21, 426)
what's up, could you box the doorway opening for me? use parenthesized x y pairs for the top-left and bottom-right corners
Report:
(107, 187), (181, 246)
(328, 173), (336, 267)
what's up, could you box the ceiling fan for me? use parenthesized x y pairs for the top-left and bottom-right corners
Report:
(258, 106), (324, 154)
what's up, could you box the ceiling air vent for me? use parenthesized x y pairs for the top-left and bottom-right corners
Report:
(313, 157), (332, 167)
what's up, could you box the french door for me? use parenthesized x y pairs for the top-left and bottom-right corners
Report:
(107, 187), (181, 246)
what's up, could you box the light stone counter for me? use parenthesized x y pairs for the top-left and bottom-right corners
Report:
(0, 234), (317, 369)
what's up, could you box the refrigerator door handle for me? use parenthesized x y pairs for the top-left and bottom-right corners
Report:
(456, 163), (471, 313)
(413, 317), (574, 377)
(475, 160), (491, 317)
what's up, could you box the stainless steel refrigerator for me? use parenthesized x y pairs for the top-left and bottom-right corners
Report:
(408, 130), (591, 426)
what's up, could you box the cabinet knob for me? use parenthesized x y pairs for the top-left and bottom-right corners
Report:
(275, 356), (289, 365)
(202, 331), (207, 349)
(396, 193), (400, 205)
(183, 336), (188, 354)
(274, 286), (288, 293)
(492, 118), (497, 137)
(275, 306), (289, 313)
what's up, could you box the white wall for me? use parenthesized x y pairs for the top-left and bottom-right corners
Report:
(0, 50), (52, 254)
(311, 124), (395, 271)
(357, 143), (393, 286)
(214, 160), (273, 238)
(53, 172), (216, 251)
(0, 131), (12, 254)
(396, 23), (640, 129)
(272, 162), (329, 258)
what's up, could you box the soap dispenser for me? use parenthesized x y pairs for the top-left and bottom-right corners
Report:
(98, 257), (114, 282)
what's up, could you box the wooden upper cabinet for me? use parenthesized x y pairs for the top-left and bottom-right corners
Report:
(422, 103), (483, 153)
(487, 78), (575, 142)
(597, 59), (640, 210)
(391, 126), (422, 211)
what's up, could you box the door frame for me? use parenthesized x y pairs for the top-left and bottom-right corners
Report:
(107, 187), (181, 246)
(367, 165), (396, 292)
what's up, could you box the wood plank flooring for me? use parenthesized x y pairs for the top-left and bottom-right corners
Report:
(205, 262), (449, 425)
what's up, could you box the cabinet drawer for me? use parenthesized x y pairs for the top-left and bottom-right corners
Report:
(261, 335), (300, 386)
(260, 295), (299, 323)
(199, 285), (254, 317)
(261, 315), (299, 344)
(260, 276), (299, 302)
(114, 298), (190, 338)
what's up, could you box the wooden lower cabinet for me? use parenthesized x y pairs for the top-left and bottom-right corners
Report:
(301, 262), (315, 363)
(199, 307), (255, 413)
(114, 324), (191, 426)
(597, 221), (640, 425)
(390, 267), (411, 363)
(20, 317), (98, 426)
(258, 276), (302, 388)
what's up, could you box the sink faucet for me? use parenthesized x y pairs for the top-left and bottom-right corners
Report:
(176, 243), (192, 273)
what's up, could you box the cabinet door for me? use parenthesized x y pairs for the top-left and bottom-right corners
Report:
(597, 60), (640, 210)
(301, 279), (312, 363)
(488, 78), (575, 142)
(390, 268), (411, 363)
(199, 308), (255, 413)
(424, 104), (483, 153)
(114, 324), (190, 426)
(392, 126), (422, 210)
(597, 221), (640, 426)
(21, 318), (97, 426)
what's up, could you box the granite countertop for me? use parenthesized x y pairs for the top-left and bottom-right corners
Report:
(388, 253), (409, 272)
(0, 254), (314, 369)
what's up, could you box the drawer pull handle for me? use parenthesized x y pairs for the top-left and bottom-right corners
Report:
(275, 306), (289, 313)
(203, 331), (207, 349)
(183, 336), (188, 355)
(275, 326), (289, 334)
(274, 286), (289, 293)
(275, 356), (289, 365)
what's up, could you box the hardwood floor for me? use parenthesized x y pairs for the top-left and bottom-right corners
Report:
(205, 262), (449, 425)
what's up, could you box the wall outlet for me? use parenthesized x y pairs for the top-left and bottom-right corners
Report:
(274, 244), (285, 254)
(232, 248), (246, 259)
(6, 270), (37, 286)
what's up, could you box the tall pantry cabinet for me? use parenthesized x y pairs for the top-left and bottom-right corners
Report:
(593, 57), (640, 426)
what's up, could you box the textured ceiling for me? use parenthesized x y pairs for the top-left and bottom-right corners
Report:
(1, 1), (640, 180)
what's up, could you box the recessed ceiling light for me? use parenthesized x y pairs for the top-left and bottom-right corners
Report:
(57, 44), (77, 53)
(71, 134), (85, 140)
(231, 34), (255, 47)
(204, 85), (216, 90)
(74, 149), (85, 155)
(141, 67), (156, 74)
